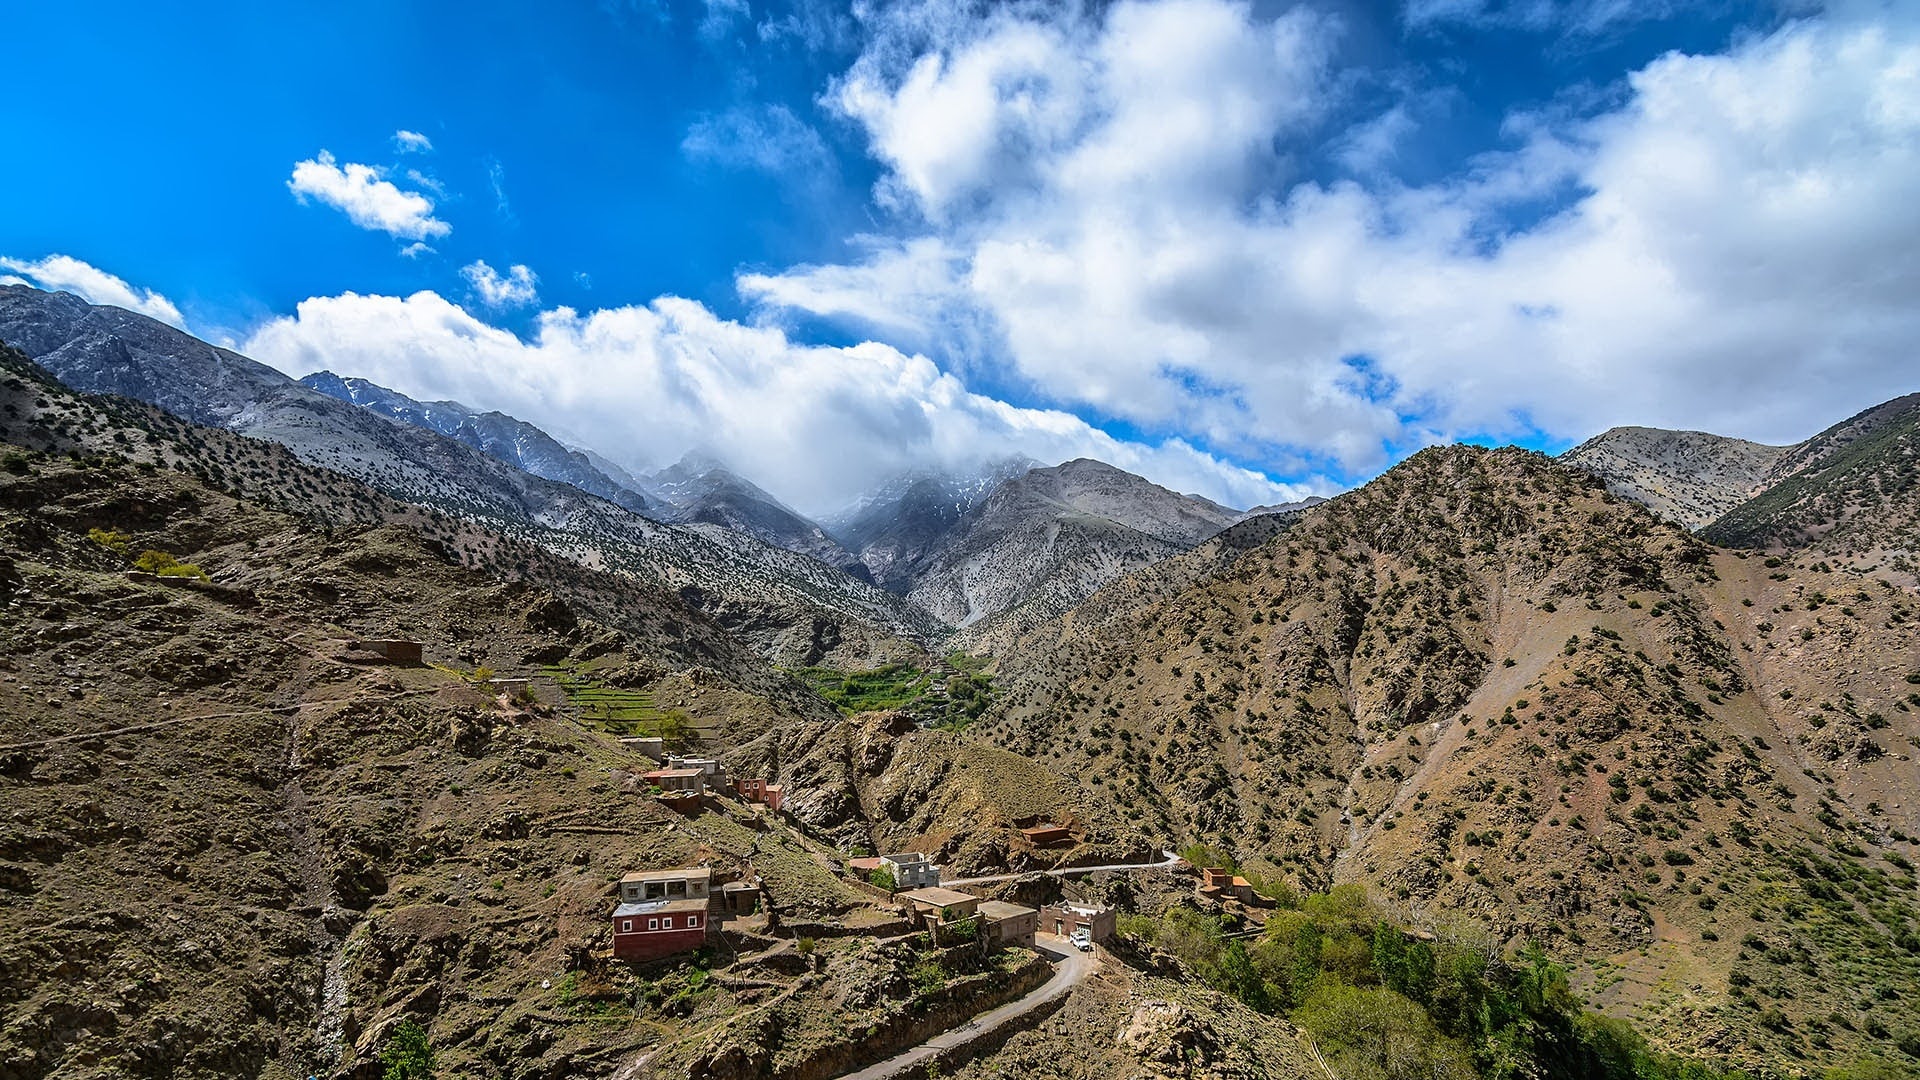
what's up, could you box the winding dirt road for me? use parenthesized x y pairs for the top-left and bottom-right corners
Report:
(940, 850), (1182, 887)
(835, 935), (1097, 1080)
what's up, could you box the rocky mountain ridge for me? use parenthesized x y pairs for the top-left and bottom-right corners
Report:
(298, 370), (659, 516)
(906, 458), (1246, 632)
(978, 443), (1920, 1070)
(1559, 426), (1786, 530)
(1562, 392), (1918, 584)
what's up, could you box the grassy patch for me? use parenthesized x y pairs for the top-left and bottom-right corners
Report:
(792, 663), (931, 715)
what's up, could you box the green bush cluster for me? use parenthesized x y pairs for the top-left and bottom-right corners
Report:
(133, 549), (209, 580)
(380, 1020), (434, 1080)
(1122, 886), (1760, 1080)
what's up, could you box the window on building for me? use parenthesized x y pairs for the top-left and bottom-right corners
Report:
(621, 920), (633, 932)
(688, 914), (700, 928)
(663, 916), (674, 929)
(648, 918), (659, 930)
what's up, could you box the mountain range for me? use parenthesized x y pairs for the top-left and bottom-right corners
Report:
(0, 284), (1271, 645)
(4, 281), (1919, 1078)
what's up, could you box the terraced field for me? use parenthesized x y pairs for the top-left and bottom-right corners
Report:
(542, 662), (667, 735)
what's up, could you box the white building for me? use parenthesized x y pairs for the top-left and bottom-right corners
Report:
(880, 852), (941, 890)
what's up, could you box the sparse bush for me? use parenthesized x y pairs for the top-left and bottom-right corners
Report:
(380, 1019), (435, 1080)
(133, 549), (209, 580)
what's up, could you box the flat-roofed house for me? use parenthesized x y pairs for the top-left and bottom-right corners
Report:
(620, 867), (711, 904)
(978, 900), (1038, 948)
(880, 852), (940, 890)
(1020, 824), (1074, 848)
(612, 898), (711, 961)
(1041, 902), (1116, 943)
(1198, 867), (1258, 904)
(732, 777), (785, 812)
(621, 736), (666, 761)
(642, 768), (705, 795)
(898, 887), (982, 926)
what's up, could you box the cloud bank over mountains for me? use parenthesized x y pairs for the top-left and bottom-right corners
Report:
(239, 288), (1302, 515)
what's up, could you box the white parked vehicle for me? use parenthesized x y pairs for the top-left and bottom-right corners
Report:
(1069, 930), (1093, 952)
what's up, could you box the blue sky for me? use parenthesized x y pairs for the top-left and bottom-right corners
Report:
(4, 0), (1918, 513)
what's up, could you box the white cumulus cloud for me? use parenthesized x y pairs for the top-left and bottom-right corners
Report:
(288, 150), (451, 242)
(240, 289), (1320, 515)
(744, 1), (1920, 479)
(461, 260), (540, 308)
(393, 129), (434, 153)
(0, 253), (186, 329)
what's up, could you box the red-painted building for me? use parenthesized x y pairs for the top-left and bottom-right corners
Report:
(612, 898), (711, 961)
(612, 868), (715, 962)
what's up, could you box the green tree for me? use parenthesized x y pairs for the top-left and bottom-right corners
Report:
(1213, 940), (1271, 1012)
(1296, 982), (1476, 1080)
(650, 709), (695, 748)
(869, 867), (897, 893)
(380, 1020), (435, 1080)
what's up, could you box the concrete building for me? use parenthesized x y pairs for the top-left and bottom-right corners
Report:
(612, 868), (714, 962)
(899, 887), (982, 926)
(612, 898), (711, 961)
(978, 900), (1038, 948)
(667, 755), (724, 783)
(1041, 902), (1116, 943)
(621, 736), (666, 761)
(731, 777), (784, 812)
(880, 852), (941, 890)
(642, 768), (705, 795)
(619, 867), (712, 904)
(720, 879), (763, 915)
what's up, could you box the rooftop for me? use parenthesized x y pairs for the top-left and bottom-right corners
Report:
(620, 867), (712, 883)
(899, 887), (981, 909)
(978, 900), (1037, 920)
(643, 768), (705, 779)
(881, 852), (932, 865)
(613, 898), (712, 917)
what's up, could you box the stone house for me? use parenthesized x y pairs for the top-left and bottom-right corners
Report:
(898, 887), (981, 926)
(978, 900), (1039, 948)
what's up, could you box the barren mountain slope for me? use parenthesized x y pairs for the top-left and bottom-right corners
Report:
(1561, 426), (1786, 529)
(908, 459), (1242, 629)
(0, 444), (849, 1078)
(1704, 392), (1920, 577)
(980, 445), (1920, 1071)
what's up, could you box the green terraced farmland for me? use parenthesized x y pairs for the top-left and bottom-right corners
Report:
(542, 663), (664, 734)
